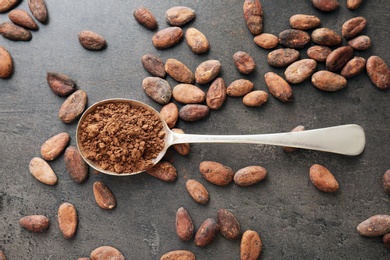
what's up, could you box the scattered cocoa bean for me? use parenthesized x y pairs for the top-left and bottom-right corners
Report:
(278, 29), (311, 49)
(347, 0), (363, 10)
(206, 77), (226, 110)
(64, 146), (88, 183)
(29, 157), (57, 185)
(40, 132), (70, 161)
(0, 0), (19, 13)
(185, 27), (209, 54)
(253, 33), (279, 49)
(195, 59), (221, 84)
(267, 48), (300, 68)
(171, 128), (191, 155)
(0, 46), (12, 78)
(58, 90), (88, 123)
(284, 59), (317, 84)
(194, 218), (219, 247)
(160, 102), (178, 128)
(227, 79), (254, 97)
(47, 72), (76, 97)
(282, 125), (305, 152)
(383, 169), (390, 194)
(146, 161), (177, 182)
(326, 46), (354, 72)
(311, 0), (339, 12)
(311, 28), (342, 46)
(166, 6), (195, 26)
(312, 70), (347, 91)
(240, 230), (262, 260)
(342, 16), (366, 39)
(28, 0), (48, 22)
(186, 179), (209, 204)
(133, 6), (158, 30)
(0, 22), (32, 41)
(165, 58), (194, 84)
(152, 27), (183, 49)
(0, 250), (5, 260)
(289, 14), (321, 30)
(357, 215), (390, 237)
(172, 84), (205, 104)
(340, 56), (366, 78)
(93, 181), (116, 210)
(90, 246), (125, 260)
(307, 45), (332, 62)
(142, 77), (172, 104)
(348, 35), (371, 50)
(199, 161), (234, 186)
(58, 202), (78, 239)
(233, 51), (256, 74)
(19, 215), (50, 233)
(179, 104), (209, 122)
(242, 90), (268, 107)
(141, 54), (166, 78)
(217, 209), (241, 240)
(160, 250), (195, 260)
(309, 164), (339, 192)
(9, 9), (38, 30)
(78, 30), (106, 50)
(77, 258), (90, 260)
(366, 56), (390, 90)
(175, 207), (195, 241)
(243, 0), (263, 35)
(264, 72), (293, 102)
(234, 165), (267, 186)
(383, 233), (390, 249)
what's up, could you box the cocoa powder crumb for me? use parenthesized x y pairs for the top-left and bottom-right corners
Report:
(78, 102), (165, 174)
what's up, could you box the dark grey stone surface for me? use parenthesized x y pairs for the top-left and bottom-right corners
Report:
(1, 0), (389, 259)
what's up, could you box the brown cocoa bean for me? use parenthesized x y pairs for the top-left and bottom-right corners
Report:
(326, 46), (354, 72)
(0, 46), (12, 78)
(347, 0), (363, 10)
(133, 6), (157, 30)
(0, 0), (18, 12)
(348, 35), (371, 50)
(141, 54), (166, 78)
(383, 169), (390, 195)
(312, 70), (347, 91)
(146, 161), (177, 182)
(93, 181), (116, 210)
(28, 0), (48, 22)
(206, 77), (226, 110)
(242, 90), (268, 107)
(185, 27), (209, 54)
(309, 164), (339, 192)
(342, 16), (366, 39)
(289, 14), (320, 30)
(165, 6), (195, 26)
(19, 215), (50, 233)
(77, 258), (90, 260)
(58, 202), (78, 239)
(285, 59), (317, 84)
(234, 166), (267, 186)
(243, 0), (263, 35)
(160, 102), (178, 128)
(142, 77), (172, 104)
(179, 104), (209, 122)
(340, 56), (366, 78)
(357, 215), (390, 237)
(311, 28), (342, 46)
(40, 132), (70, 161)
(307, 45), (332, 62)
(152, 27), (183, 49)
(78, 30), (106, 50)
(172, 84), (205, 104)
(161, 250), (195, 260)
(64, 146), (88, 184)
(186, 179), (209, 204)
(175, 207), (194, 241)
(0, 250), (5, 260)
(194, 218), (219, 247)
(264, 72), (293, 102)
(217, 209), (241, 240)
(233, 51), (256, 74)
(240, 230), (262, 260)
(195, 59), (221, 84)
(0, 22), (32, 41)
(227, 79), (254, 97)
(253, 33), (279, 49)
(9, 9), (38, 30)
(278, 29), (311, 49)
(165, 58), (194, 84)
(58, 90), (88, 123)
(282, 125), (305, 152)
(311, 0), (339, 12)
(384, 233), (390, 249)
(47, 72), (76, 97)
(267, 48), (300, 68)
(171, 128), (191, 155)
(90, 246), (125, 260)
(199, 161), (234, 186)
(366, 56), (390, 90)
(29, 157), (57, 185)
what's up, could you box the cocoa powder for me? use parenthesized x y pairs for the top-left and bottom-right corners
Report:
(78, 101), (165, 174)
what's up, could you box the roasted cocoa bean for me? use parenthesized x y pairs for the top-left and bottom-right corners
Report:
(289, 14), (320, 30)
(357, 215), (390, 237)
(47, 72), (76, 97)
(146, 161), (177, 182)
(383, 169), (390, 195)
(311, 28), (342, 46)
(199, 161), (234, 186)
(326, 46), (354, 72)
(28, 0), (48, 22)
(348, 35), (371, 50)
(284, 59), (317, 84)
(282, 125), (305, 152)
(179, 104), (209, 122)
(195, 59), (221, 84)
(165, 58), (194, 84)
(311, 0), (339, 12)
(0, 250), (5, 260)
(152, 27), (183, 49)
(29, 157), (57, 185)
(142, 77), (172, 104)
(342, 16), (366, 39)
(217, 209), (241, 240)
(161, 250), (195, 260)
(0, 22), (32, 41)
(58, 90), (88, 123)
(240, 230), (262, 260)
(165, 6), (195, 26)
(171, 128), (191, 155)
(264, 72), (293, 102)
(227, 79), (254, 97)
(253, 33), (279, 49)
(19, 215), (50, 233)
(64, 146), (88, 183)
(93, 181), (116, 210)
(311, 70), (347, 91)
(78, 30), (106, 50)
(58, 202), (78, 239)
(243, 0), (263, 35)
(242, 90), (268, 107)
(309, 164), (339, 192)
(9, 9), (38, 30)
(233, 51), (256, 74)
(340, 56), (366, 78)
(267, 48), (300, 68)
(90, 246), (125, 260)
(172, 84), (205, 104)
(307, 45), (332, 62)
(366, 56), (390, 90)
(234, 165), (267, 186)
(141, 54), (166, 78)
(0, 0), (19, 12)
(133, 6), (158, 30)
(206, 77), (226, 110)
(186, 179), (209, 204)
(0, 46), (12, 78)
(185, 27), (209, 54)
(194, 218), (219, 247)
(175, 207), (194, 241)
(160, 102), (178, 128)
(347, 0), (363, 10)
(278, 29), (311, 49)
(383, 233), (390, 250)
(40, 132), (70, 161)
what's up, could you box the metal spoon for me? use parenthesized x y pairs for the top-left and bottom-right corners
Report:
(76, 99), (366, 176)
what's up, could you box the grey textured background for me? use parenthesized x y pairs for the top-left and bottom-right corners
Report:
(1, 0), (389, 259)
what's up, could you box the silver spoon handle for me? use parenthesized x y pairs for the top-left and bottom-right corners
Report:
(171, 124), (365, 156)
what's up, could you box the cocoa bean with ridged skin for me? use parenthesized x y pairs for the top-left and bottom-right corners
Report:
(242, 90), (268, 107)
(240, 230), (262, 260)
(279, 29), (311, 49)
(342, 16), (366, 39)
(243, 0), (263, 35)
(0, 0), (19, 13)
(90, 246), (125, 260)
(307, 46), (332, 62)
(152, 27), (183, 49)
(206, 77), (226, 110)
(141, 54), (166, 78)
(19, 215), (50, 233)
(289, 14), (321, 30)
(29, 157), (57, 185)
(234, 166), (267, 186)
(186, 179), (209, 204)
(93, 181), (116, 210)
(133, 6), (157, 30)
(78, 30), (106, 50)
(199, 161), (234, 186)
(165, 58), (194, 84)
(175, 207), (194, 241)
(311, 28), (341, 46)
(233, 51), (256, 74)
(285, 59), (317, 84)
(264, 72), (293, 102)
(253, 33), (279, 49)
(58, 202), (78, 239)
(267, 48), (300, 68)
(366, 56), (390, 90)
(340, 56), (366, 79)
(28, 0), (48, 22)
(160, 102), (178, 129)
(64, 146), (89, 184)
(47, 72), (76, 97)
(357, 215), (390, 237)
(142, 77), (172, 104)
(165, 6), (195, 26)
(348, 35), (371, 50)
(309, 164), (339, 192)
(312, 0), (339, 12)
(0, 22), (31, 41)
(347, 0), (363, 10)
(185, 27), (209, 54)
(146, 161), (177, 182)
(311, 70), (347, 91)
(172, 84), (205, 104)
(179, 104), (209, 122)
(58, 90), (88, 123)
(227, 79), (254, 97)
(195, 60), (221, 84)
(40, 132), (70, 161)
(194, 218), (219, 247)
(326, 46), (354, 72)
(9, 9), (38, 30)
(217, 209), (241, 240)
